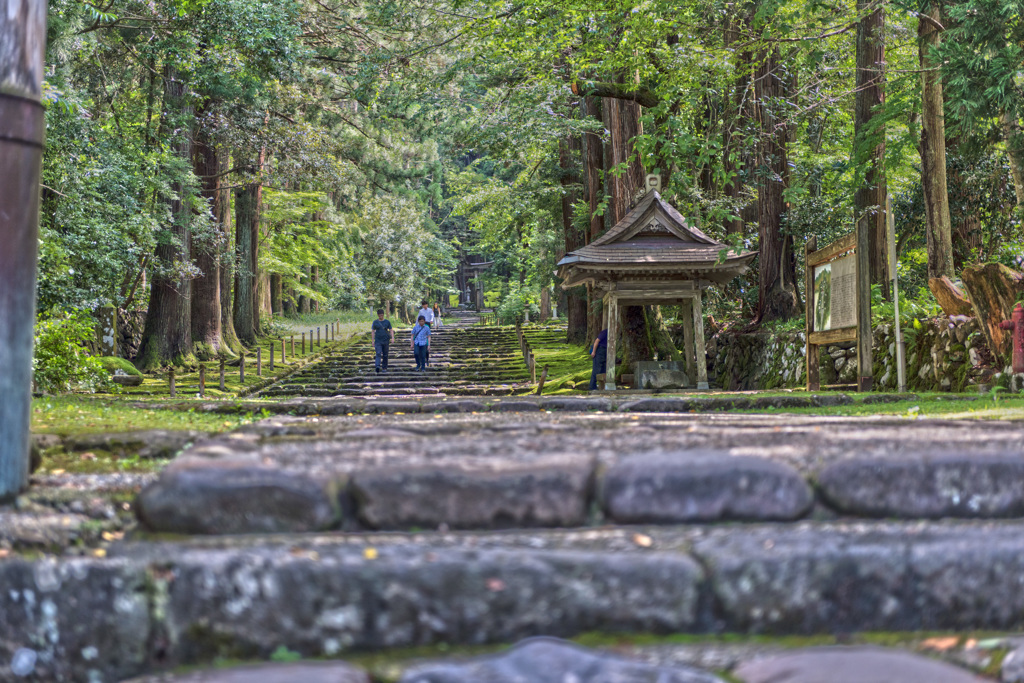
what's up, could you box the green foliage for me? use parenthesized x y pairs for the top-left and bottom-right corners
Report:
(33, 311), (112, 394)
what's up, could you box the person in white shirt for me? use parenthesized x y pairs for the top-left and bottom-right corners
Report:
(419, 301), (434, 366)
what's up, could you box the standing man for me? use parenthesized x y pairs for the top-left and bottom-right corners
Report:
(371, 309), (394, 374)
(589, 328), (608, 391)
(411, 314), (431, 371)
(419, 300), (434, 366)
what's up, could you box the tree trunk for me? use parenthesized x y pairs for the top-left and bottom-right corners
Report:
(310, 265), (320, 312)
(560, 120), (587, 344)
(190, 105), (222, 359)
(723, 15), (753, 236)
(218, 154), (241, 356)
(270, 273), (282, 314)
(928, 276), (973, 316)
(1000, 111), (1024, 207)
(583, 95), (606, 342)
(961, 263), (1024, 364)
(856, 0), (889, 295)
(919, 6), (954, 278)
(137, 67), (194, 369)
(233, 150), (261, 346)
(298, 266), (311, 314)
(754, 46), (800, 322)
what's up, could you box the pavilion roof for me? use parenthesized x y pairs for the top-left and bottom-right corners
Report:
(557, 190), (756, 288)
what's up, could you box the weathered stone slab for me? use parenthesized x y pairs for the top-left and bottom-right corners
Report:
(538, 397), (614, 412)
(66, 430), (205, 459)
(818, 453), (1024, 518)
(400, 637), (723, 683)
(603, 452), (813, 523)
(0, 558), (150, 682)
(618, 398), (692, 413)
(693, 528), (912, 633)
(423, 400), (489, 413)
(136, 461), (341, 534)
(351, 461), (593, 529)
(361, 401), (422, 414)
(489, 400), (541, 412)
(159, 546), (704, 659)
(734, 646), (982, 683)
(124, 662), (371, 682)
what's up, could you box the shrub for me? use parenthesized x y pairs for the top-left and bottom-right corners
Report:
(33, 310), (112, 394)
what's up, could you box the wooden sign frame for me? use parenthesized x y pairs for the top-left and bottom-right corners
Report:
(805, 232), (872, 391)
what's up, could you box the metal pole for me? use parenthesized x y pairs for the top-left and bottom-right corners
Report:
(0, 0), (47, 501)
(888, 196), (907, 392)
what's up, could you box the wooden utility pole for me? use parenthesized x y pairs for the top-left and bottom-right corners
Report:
(0, 0), (47, 501)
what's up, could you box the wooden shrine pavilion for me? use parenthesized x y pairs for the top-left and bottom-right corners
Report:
(557, 190), (756, 390)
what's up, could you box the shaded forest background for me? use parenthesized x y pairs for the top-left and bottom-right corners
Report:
(36, 0), (1024, 370)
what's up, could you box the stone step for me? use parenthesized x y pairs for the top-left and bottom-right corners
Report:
(6, 519), (1024, 679)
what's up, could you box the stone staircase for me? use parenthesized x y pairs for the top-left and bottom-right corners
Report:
(260, 309), (533, 398)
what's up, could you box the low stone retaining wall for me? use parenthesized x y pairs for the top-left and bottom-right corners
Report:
(117, 308), (146, 360)
(708, 316), (1004, 392)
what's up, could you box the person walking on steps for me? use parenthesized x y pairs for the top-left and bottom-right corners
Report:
(419, 301), (434, 365)
(411, 315), (431, 371)
(371, 309), (394, 374)
(589, 328), (608, 391)
(433, 303), (443, 328)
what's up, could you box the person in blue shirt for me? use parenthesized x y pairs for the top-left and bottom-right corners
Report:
(589, 328), (608, 390)
(371, 309), (394, 373)
(411, 315), (431, 371)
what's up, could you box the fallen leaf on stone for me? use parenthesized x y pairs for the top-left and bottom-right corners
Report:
(80, 452), (97, 461)
(633, 533), (653, 547)
(51, 469), (65, 475)
(395, 412), (405, 415)
(223, 422), (232, 427)
(364, 547), (378, 560)
(93, 548), (106, 558)
(121, 502), (131, 510)
(486, 578), (506, 591)
(101, 531), (123, 542)
(920, 637), (959, 651)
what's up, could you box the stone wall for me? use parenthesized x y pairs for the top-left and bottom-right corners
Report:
(706, 316), (1003, 392)
(117, 308), (146, 360)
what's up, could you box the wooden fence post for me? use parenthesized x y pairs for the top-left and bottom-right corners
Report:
(529, 353), (536, 383)
(290, 335), (295, 358)
(0, 0), (47, 500)
(240, 354), (246, 384)
(317, 326), (320, 347)
(168, 368), (176, 397)
(219, 358), (226, 391)
(535, 365), (549, 396)
(301, 333), (305, 355)
(199, 364), (206, 397)
(269, 342), (274, 370)
(281, 338), (286, 365)
(256, 347), (262, 377)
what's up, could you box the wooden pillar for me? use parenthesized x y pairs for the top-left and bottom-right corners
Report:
(805, 236), (820, 390)
(605, 293), (619, 390)
(693, 289), (709, 390)
(681, 298), (696, 384)
(0, 0), (47, 501)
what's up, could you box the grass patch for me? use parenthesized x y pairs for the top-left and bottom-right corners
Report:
(32, 396), (269, 437)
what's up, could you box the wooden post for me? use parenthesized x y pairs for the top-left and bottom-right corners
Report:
(535, 365), (549, 396)
(0, 0), (47, 500)
(199, 364), (206, 397)
(256, 347), (262, 376)
(219, 358), (226, 391)
(805, 236), (820, 390)
(529, 353), (536, 383)
(168, 368), (176, 397)
(693, 289), (709, 390)
(290, 335), (295, 358)
(240, 354), (246, 384)
(302, 332), (305, 355)
(681, 298), (696, 385)
(281, 338), (286, 365)
(856, 214), (874, 391)
(269, 342), (274, 370)
(317, 326), (320, 347)
(605, 293), (619, 390)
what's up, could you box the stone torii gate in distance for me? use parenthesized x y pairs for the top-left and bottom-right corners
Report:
(557, 191), (755, 391)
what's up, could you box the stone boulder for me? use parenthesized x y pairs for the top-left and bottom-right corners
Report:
(642, 369), (691, 392)
(603, 451), (813, 523)
(817, 453), (1024, 518)
(66, 429), (204, 459)
(734, 646), (983, 683)
(399, 637), (724, 683)
(351, 461), (593, 529)
(136, 461), (341, 534)
(123, 662), (371, 682)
